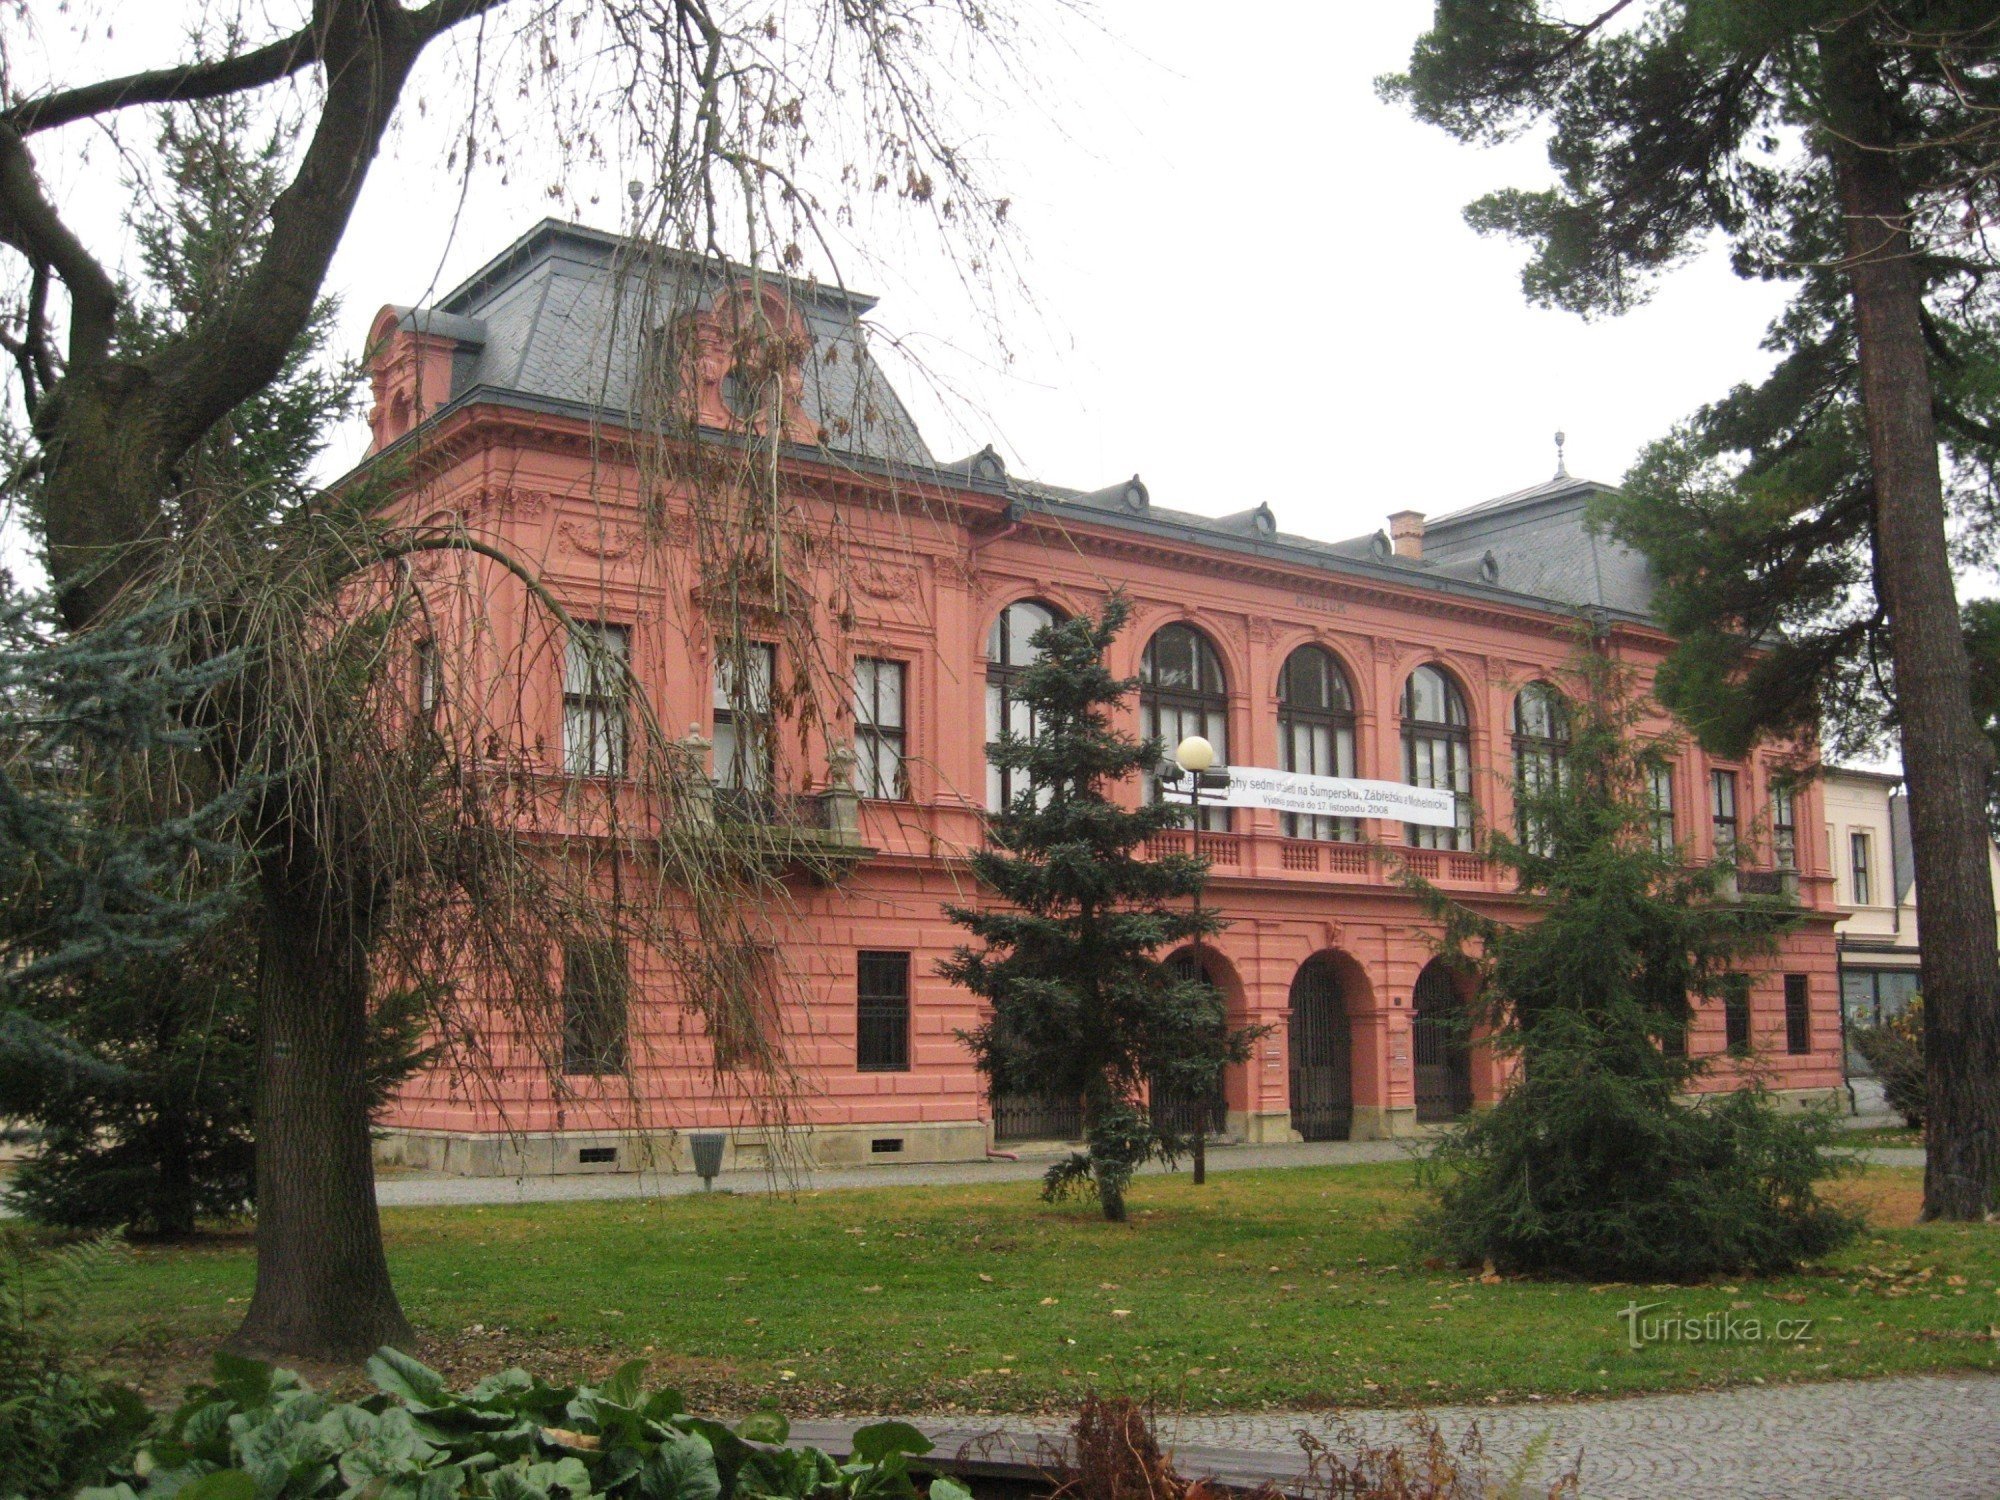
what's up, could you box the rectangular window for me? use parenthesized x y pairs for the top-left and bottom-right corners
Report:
(563, 623), (630, 777)
(1710, 769), (1739, 861)
(1784, 974), (1811, 1055)
(1850, 831), (1873, 905)
(714, 641), (775, 794)
(856, 951), (911, 1072)
(415, 637), (441, 724)
(710, 945), (777, 1070)
(854, 658), (907, 800)
(562, 940), (628, 1075)
(1723, 974), (1752, 1056)
(1648, 762), (1677, 856)
(1771, 782), (1796, 868)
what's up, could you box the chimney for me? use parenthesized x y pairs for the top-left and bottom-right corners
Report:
(1388, 509), (1426, 560)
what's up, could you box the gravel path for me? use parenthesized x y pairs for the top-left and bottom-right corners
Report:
(375, 1137), (1922, 1207)
(797, 1373), (2000, 1499)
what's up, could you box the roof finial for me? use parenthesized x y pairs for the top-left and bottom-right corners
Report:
(1554, 430), (1569, 479)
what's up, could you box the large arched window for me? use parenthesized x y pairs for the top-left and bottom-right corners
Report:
(1143, 623), (1230, 831)
(1278, 645), (1357, 842)
(1511, 681), (1569, 855)
(985, 599), (1062, 810)
(1402, 663), (1474, 850)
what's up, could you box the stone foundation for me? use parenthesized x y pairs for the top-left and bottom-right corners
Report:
(374, 1120), (989, 1177)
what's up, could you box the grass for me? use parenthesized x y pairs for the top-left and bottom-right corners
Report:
(1843, 1124), (1925, 1148)
(68, 1162), (1998, 1415)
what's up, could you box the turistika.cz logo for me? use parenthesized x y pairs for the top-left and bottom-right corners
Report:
(1617, 1300), (1814, 1350)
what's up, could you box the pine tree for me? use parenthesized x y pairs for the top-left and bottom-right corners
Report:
(1411, 647), (1860, 1280)
(1387, 1), (2000, 1222)
(941, 596), (1257, 1222)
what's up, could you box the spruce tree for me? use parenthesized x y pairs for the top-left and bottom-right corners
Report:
(942, 596), (1256, 1222)
(1387, 1), (2000, 1221)
(1411, 647), (1860, 1280)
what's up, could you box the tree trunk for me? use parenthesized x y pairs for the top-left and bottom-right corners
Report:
(224, 823), (410, 1361)
(1822, 25), (2000, 1220)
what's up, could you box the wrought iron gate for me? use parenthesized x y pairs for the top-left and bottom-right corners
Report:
(1288, 956), (1353, 1141)
(1412, 960), (1473, 1122)
(992, 1090), (1083, 1142)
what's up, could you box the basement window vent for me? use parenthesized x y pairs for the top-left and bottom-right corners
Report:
(578, 1145), (618, 1164)
(870, 1137), (905, 1154)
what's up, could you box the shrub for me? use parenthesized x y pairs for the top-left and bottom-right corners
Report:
(1408, 646), (1861, 1280)
(0, 1231), (150, 1499)
(85, 1349), (975, 1500)
(1852, 995), (1925, 1129)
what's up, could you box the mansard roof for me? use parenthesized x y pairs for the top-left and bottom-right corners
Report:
(386, 219), (1661, 627)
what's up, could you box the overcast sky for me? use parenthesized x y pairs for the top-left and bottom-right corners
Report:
(361, 3), (1790, 543)
(15, 2), (1798, 547)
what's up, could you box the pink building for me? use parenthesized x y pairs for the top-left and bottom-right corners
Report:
(360, 222), (1844, 1175)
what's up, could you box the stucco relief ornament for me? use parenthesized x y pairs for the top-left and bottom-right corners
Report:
(1247, 616), (1278, 647)
(556, 518), (645, 560)
(854, 562), (923, 601)
(465, 485), (551, 520)
(931, 551), (986, 596)
(1321, 920), (1345, 952)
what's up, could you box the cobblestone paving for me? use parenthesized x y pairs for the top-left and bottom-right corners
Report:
(840, 1374), (2000, 1499)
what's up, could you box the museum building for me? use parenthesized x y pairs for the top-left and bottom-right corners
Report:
(359, 221), (1846, 1176)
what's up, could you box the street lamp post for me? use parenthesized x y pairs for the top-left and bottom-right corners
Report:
(1172, 735), (1225, 1185)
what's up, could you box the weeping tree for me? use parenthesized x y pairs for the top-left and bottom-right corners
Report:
(1409, 647), (1860, 1280)
(1385, 2), (2000, 1221)
(0, 1), (1035, 1359)
(942, 597), (1257, 1224)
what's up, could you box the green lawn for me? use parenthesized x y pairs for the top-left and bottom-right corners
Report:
(71, 1163), (1998, 1414)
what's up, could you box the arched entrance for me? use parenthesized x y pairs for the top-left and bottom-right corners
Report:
(1288, 954), (1353, 1141)
(1151, 950), (1229, 1140)
(1412, 959), (1473, 1122)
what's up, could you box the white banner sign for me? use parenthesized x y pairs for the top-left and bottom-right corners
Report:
(1164, 766), (1458, 828)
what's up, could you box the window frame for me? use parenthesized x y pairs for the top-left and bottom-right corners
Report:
(713, 638), (777, 795)
(853, 656), (908, 801)
(1850, 830), (1873, 906)
(1401, 664), (1474, 851)
(415, 636), (442, 726)
(1143, 622), (1232, 833)
(1710, 768), (1740, 862)
(1771, 781), (1798, 869)
(1276, 644), (1358, 842)
(1647, 761), (1678, 856)
(856, 950), (912, 1072)
(1510, 682), (1569, 855)
(985, 599), (1063, 812)
(562, 621), (631, 778)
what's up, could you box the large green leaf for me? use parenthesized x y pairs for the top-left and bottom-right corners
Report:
(637, 1434), (723, 1500)
(599, 1360), (649, 1411)
(171, 1473), (257, 1500)
(366, 1348), (449, 1406)
(847, 1424), (931, 1466)
(734, 1408), (788, 1446)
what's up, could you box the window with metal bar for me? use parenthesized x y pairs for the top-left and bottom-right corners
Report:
(1784, 974), (1811, 1055)
(1723, 974), (1752, 1056)
(1648, 761), (1677, 856)
(562, 940), (628, 1075)
(856, 951), (911, 1071)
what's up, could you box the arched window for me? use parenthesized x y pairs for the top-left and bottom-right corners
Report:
(1278, 645), (1357, 842)
(985, 599), (1062, 810)
(1143, 623), (1230, 831)
(1511, 681), (1569, 855)
(1402, 664), (1473, 850)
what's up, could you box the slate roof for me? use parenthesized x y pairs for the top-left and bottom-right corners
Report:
(410, 220), (934, 467)
(392, 220), (1662, 627)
